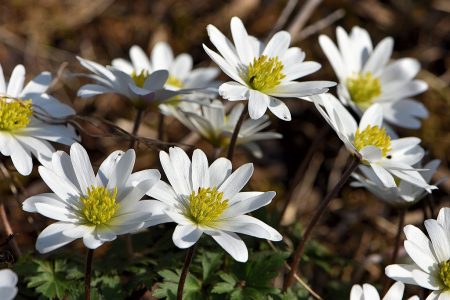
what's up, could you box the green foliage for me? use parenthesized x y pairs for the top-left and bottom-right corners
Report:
(153, 269), (203, 300)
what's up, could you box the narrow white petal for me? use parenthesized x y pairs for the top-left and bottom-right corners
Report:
(21, 71), (51, 95)
(191, 149), (210, 191)
(383, 282), (405, 300)
(248, 90), (269, 120)
(230, 17), (254, 65)
(219, 163), (253, 200)
(172, 224), (203, 248)
(267, 97), (291, 121)
(385, 264), (420, 285)
(147, 180), (179, 207)
(96, 150), (124, 187)
(38, 166), (80, 203)
(130, 45), (152, 72)
(83, 231), (104, 249)
(107, 149), (136, 190)
(362, 284), (380, 300)
(370, 163), (397, 188)
(318, 35), (347, 79)
(36, 222), (77, 253)
(216, 215), (281, 241)
(208, 230), (248, 262)
(363, 37), (394, 74)
(359, 104), (383, 130)
(70, 143), (96, 194)
(350, 285), (363, 300)
(206, 24), (240, 68)
(6, 65), (25, 97)
(203, 44), (246, 85)
(219, 81), (249, 101)
(424, 219), (450, 262)
(404, 240), (438, 273)
(263, 31), (291, 58)
(221, 191), (275, 218)
(411, 269), (441, 290)
(151, 42), (173, 71)
(35, 202), (79, 222)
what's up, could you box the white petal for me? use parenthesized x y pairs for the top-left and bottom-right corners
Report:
(206, 24), (240, 68)
(267, 97), (291, 121)
(263, 31), (291, 58)
(130, 45), (152, 72)
(230, 17), (254, 65)
(363, 37), (394, 74)
(318, 35), (346, 79)
(380, 99), (428, 129)
(219, 81), (249, 101)
(370, 163), (397, 188)
(6, 65), (25, 98)
(21, 71), (51, 95)
(143, 70), (169, 91)
(191, 149), (210, 191)
(172, 224), (203, 248)
(70, 143), (96, 194)
(208, 230), (248, 262)
(62, 224), (94, 239)
(424, 219), (450, 262)
(107, 149), (135, 190)
(151, 42), (173, 71)
(36, 222), (77, 253)
(147, 180), (179, 207)
(222, 191), (275, 218)
(218, 163), (253, 200)
(411, 269), (441, 290)
(96, 150), (124, 187)
(83, 230), (104, 249)
(362, 284), (380, 300)
(203, 45), (245, 85)
(381, 58), (420, 83)
(283, 61), (321, 82)
(269, 81), (334, 97)
(404, 240), (438, 273)
(359, 104), (383, 129)
(350, 285), (363, 300)
(216, 215), (281, 241)
(383, 282), (404, 300)
(248, 90), (269, 119)
(209, 157), (232, 188)
(159, 147), (192, 195)
(385, 264), (420, 285)
(77, 84), (115, 97)
(38, 166), (80, 202)
(8, 137), (32, 175)
(34, 202), (79, 222)
(111, 58), (134, 74)
(170, 54), (193, 81)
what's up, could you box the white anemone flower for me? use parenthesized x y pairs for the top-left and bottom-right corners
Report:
(319, 26), (428, 129)
(0, 63), (78, 175)
(76, 57), (178, 107)
(160, 99), (282, 158)
(350, 282), (418, 300)
(203, 16), (335, 121)
(22, 143), (165, 253)
(386, 207), (450, 300)
(112, 43), (219, 92)
(0, 269), (18, 300)
(351, 160), (442, 207)
(146, 147), (282, 262)
(312, 93), (436, 192)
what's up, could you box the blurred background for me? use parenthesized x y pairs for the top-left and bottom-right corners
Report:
(0, 0), (449, 298)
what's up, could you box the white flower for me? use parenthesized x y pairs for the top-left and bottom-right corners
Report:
(0, 269), (18, 300)
(350, 282), (418, 300)
(146, 147), (282, 262)
(76, 57), (178, 107)
(203, 16), (335, 121)
(22, 143), (165, 253)
(319, 26), (428, 129)
(0, 63), (78, 175)
(351, 160), (441, 207)
(160, 99), (282, 158)
(386, 207), (450, 300)
(312, 93), (435, 192)
(112, 43), (219, 92)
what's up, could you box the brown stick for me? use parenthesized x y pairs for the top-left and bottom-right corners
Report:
(128, 108), (145, 149)
(283, 156), (359, 290)
(0, 203), (21, 257)
(226, 105), (247, 161)
(85, 249), (94, 300)
(177, 245), (197, 300)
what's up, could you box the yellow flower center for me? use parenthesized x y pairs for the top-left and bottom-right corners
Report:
(245, 55), (285, 92)
(188, 187), (228, 226)
(440, 260), (450, 289)
(131, 70), (150, 88)
(346, 72), (381, 109)
(80, 186), (119, 225)
(354, 125), (391, 157)
(166, 75), (184, 89)
(0, 97), (33, 131)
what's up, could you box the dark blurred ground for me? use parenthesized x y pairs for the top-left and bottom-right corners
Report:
(0, 0), (449, 298)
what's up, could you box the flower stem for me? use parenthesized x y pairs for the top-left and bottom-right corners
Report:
(85, 249), (94, 300)
(177, 245), (197, 300)
(283, 156), (359, 290)
(128, 107), (145, 149)
(226, 105), (247, 161)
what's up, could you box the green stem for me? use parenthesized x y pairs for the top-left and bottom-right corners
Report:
(85, 249), (94, 300)
(128, 107), (144, 149)
(226, 105), (247, 161)
(177, 245), (197, 300)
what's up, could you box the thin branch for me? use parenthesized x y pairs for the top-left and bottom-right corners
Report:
(294, 9), (345, 42)
(268, 0), (299, 38)
(287, 0), (322, 38)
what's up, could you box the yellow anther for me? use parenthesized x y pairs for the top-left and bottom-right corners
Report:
(346, 72), (381, 109)
(188, 187), (228, 226)
(166, 75), (184, 89)
(0, 97), (33, 131)
(246, 55), (285, 92)
(440, 260), (450, 289)
(131, 70), (150, 88)
(354, 125), (391, 157)
(80, 186), (119, 225)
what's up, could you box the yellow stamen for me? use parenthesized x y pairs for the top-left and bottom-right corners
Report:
(80, 186), (119, 225)
(0, 97), (33, 131)
(354, 125), (391, 157)
(166, 75), (184, 89)
(245, 55), (285, 92)
(131, 70), (150, 88)
(440, 260), (450, 289)
(346, 72), (381, 109)
(188, 187), (228, 226)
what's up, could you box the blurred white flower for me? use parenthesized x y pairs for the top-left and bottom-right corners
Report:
(147, 147), (282, 262)
(319, 26), (428, 129)
(350, 282), (418, 300)
(0, 269), (18, 300)
(386, 207), (450, 300)
(112, 43), (219, 92)
(23, 143), (165, 253)
(160, 99), (282, 158)
(76, 56), (178, 107)
(352, 159), (442, 207)
(312, 93), (435, 192)
(0, 63), (78, 175)
(203, 16), (335, 121)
